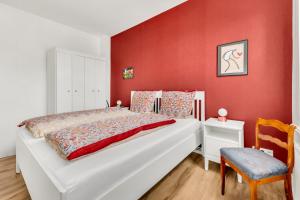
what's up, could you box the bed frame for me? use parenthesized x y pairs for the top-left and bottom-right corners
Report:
(17, 91), (205, 200)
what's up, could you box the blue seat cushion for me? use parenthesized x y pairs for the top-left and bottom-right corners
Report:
(220, 148), (288, 180)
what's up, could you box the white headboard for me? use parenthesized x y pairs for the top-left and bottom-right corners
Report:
(131, 91), (205, 122)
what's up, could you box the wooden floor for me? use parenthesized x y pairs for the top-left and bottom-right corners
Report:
(0, 156), (30, 200)
(0, 153), (285, 200)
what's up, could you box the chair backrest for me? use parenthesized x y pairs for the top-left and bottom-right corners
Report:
(255, 118), (296, 173)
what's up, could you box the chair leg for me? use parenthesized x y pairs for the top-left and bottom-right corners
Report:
(221, 156), (226, 195)
(284, 173), (293, 200)
(284, 177), (288, 199)
(249, 181), (257, 200)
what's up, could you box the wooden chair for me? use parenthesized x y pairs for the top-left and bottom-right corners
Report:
(220, 118), (296, 200)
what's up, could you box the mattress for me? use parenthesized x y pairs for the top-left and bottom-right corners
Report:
(18, 118), (201, 200)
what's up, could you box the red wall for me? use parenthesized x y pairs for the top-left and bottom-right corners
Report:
(111, 0), (292, 161)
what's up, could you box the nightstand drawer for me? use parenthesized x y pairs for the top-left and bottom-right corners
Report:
(205, 136), (239, 157)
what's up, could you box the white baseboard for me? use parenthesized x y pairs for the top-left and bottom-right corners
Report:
(0, 152), (16, 159)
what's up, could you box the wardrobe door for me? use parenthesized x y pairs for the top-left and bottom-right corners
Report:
(57, 52), (72, 113)
(84, 58), (97, 110)
(71, 55), (85, 111)
(95, 60), (106, 109)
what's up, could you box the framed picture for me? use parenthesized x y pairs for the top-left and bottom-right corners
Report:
(217, 40), (248, 77)
(123, 67), (134, 79)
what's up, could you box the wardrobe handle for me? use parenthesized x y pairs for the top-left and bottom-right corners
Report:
(74, 90), (78, 93)
(67, 90), (71, 93)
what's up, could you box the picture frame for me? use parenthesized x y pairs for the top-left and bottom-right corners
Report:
(217, 40), (248, 77)
(122, 67), (134, 79)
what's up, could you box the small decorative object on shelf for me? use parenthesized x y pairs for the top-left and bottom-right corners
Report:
(116, 100), (122, 109)
(218, 108), (228, 122)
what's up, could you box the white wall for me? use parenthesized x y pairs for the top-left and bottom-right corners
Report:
(293, 0), (300, 199)
(99, 34), (111, 105)
(294, 131), (300, 199)
(0, 3), (110, 157)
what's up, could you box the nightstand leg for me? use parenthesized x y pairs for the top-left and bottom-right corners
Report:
(237, 174), (242, 183)
(16, 161), (20, 174)
(204, 158), (209, 171)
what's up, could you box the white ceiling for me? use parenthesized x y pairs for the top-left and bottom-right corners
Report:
(0, 0), (187, 36)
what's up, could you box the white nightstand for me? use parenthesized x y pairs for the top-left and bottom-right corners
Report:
(203, 118), (244, 182)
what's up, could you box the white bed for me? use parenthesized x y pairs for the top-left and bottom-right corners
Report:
(16, 91), (205, 200)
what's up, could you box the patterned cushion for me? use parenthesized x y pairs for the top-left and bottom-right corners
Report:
(130, 91), (156, 113)
(220, 148), (288, 180)
(159, 91), (195, 118)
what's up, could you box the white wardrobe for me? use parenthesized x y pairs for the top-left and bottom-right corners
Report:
(47, 48), (107, 114)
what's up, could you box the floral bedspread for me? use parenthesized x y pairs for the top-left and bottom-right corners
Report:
(18, 108), (135, 138)
(45, 113), (175, 160)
